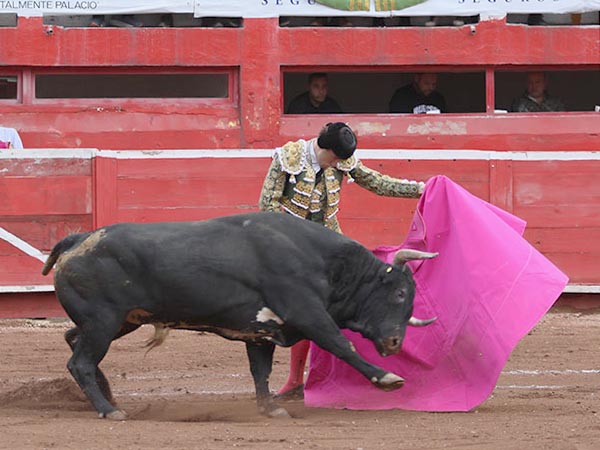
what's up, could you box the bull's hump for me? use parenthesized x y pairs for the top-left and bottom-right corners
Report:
(55, 229), (107, 272)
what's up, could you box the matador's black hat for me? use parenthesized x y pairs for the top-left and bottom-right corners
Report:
(317, 122), (357, 160)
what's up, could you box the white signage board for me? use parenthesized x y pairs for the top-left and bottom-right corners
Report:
(0, 1), (194, 16)
(194, 0), (600, 17)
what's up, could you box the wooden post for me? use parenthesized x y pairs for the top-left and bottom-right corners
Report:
(489, 160), (513, 212)
(93, 156), (118, 228)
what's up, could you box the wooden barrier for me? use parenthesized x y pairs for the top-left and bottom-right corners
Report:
(1, 149), (599, 317)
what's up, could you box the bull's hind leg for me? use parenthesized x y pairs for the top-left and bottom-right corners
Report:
(66, 321), (126, 420)
(245, 342), (289, 418)
(65, 323), (139, 406)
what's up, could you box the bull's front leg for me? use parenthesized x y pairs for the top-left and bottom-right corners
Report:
(245, 341), (290, 418)
(296, 316), (404, 392)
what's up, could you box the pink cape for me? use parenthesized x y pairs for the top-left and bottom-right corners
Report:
(304, 175), (568, 412)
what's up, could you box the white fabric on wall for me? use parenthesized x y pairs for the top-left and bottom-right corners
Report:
(0, 127), (23, 149)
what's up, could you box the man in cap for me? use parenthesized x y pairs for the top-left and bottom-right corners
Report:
(258, 122), (426, 398)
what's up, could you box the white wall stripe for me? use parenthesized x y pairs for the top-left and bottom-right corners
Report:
(563, 285), (600, 294)
(496, 385), (565, 390)
(102, 369), (600, 382)
(504, 369), (600, 375)
(0, 227), (48, 263)
(0, 285), (54, 293)
(1, 148), (600, 294)
(1, 149), (599, 161)
(0, 149), (95, 159)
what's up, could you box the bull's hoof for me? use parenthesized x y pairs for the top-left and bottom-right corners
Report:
(374, 373), (405, 391)
(103, 410), (128, 421)
(268, 407), (291, 418)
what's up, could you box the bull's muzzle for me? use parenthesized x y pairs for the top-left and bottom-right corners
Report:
(377, 335), (403, 357)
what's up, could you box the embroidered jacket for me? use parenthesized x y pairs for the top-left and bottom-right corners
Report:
(258, 139), (423, 233)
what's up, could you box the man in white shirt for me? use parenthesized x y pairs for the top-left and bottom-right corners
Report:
(0, 127), (24, 149)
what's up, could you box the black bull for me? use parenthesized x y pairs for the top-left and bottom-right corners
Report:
(42, 212), (437, 419)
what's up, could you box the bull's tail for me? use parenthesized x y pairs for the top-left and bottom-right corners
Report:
(41, 232), (92, 276)
(144, 324), (170, 354)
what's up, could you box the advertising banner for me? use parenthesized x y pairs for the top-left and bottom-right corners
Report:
(0, 1), (194, 16)
(194, 0), (600, 18)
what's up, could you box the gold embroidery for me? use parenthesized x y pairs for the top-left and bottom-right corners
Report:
(258, 157), (287, 212)
(336, 155), (358, 172)
(277, 140), (307, 175)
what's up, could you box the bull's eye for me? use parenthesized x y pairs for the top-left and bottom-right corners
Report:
(396, 291), (406, 304)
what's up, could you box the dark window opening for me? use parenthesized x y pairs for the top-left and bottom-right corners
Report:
(494, 70), (600, 113)
(35, 73), (229, 99)
(279, 15), (479, 27)
(506, 12), (599, 26)
(284, 71), (485, 114)
(0, 13), (17, 27)
(0, 76), (17, 99)
(42, 14), (242, 28)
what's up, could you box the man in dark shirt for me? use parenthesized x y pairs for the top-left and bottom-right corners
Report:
(389, 73), (447, 114)
(286, 73), (343, 114)
(510, 72), (566, 113)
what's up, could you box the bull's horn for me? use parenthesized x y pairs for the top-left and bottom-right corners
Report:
(393, 249), (439, 265)
(408, 316), (437, 327)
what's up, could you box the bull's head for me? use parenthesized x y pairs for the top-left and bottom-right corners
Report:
(346, 249), (437, 357)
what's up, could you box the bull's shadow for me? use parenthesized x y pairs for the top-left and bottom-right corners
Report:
(41, 212), (436, 419)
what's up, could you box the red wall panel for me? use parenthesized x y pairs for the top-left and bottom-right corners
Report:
(1, 154), (599, 317)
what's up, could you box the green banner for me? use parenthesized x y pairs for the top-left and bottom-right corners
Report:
(315, 0), (370, 11)
(316, 0), (427, 11)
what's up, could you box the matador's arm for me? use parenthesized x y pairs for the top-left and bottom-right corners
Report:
(350, 161), (425, 198)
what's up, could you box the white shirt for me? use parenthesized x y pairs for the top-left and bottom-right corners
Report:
(0, 127), (23, 149)
(308, 139), (321, 174)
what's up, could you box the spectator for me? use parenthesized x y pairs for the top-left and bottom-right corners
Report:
(425, 16), (468, 27)
(258, 122), (425, 399)
(201, 17), (242, 28)
(89, 14), (177, 27)
(389, 73), (447, 114)
(89, 15), (144, 27)
(510, 72), (566, 112)
(0, 126), (23, 149)
(527, 14), (546, 26)
(286, 73), (343, 114)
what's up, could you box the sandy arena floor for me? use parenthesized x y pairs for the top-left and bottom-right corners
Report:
(0, 307), (599, 450)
